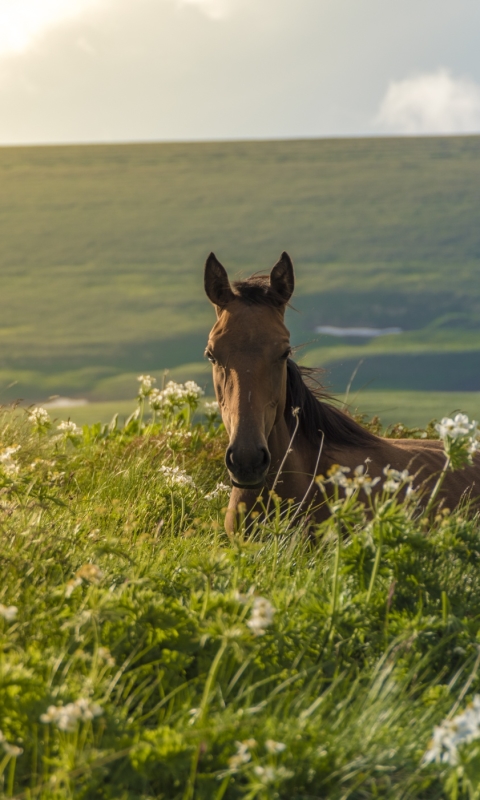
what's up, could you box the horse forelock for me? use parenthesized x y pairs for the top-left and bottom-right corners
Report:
(285, 359), (381, 449)
(231, 275), (290, 308)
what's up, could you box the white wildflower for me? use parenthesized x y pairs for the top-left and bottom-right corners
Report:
(57, 420), (82, 437)
(205, 482), (230, 500)
(382, 465), (413, 493)
(0, 445), (21, 477)
(160, 465), (196, 489)
(149, 380), (204, 414)
(228, 739), (257, 770)
(76, 564), (104, 584)
(423, 695), (480, 766)
(254, 765), (293, 782)
(0, 604), (18, 622)
(326, 465), (350, 488)
(137, 374), (156, 397)
(184, 380), (204, 400)
(204, 401), (219, 412)
(247, 596), (276, 636)
(265, 739), (286, 754)
(435, 414), (478, 442)
(0, 731), (23, 757)
(28, 407), (51, 428)
(97, 647), (115, 666)
(40, 698), (103, 732)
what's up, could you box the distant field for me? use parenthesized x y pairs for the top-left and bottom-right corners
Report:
(46, 390), (480, 430)
(1, 136), (480, 401)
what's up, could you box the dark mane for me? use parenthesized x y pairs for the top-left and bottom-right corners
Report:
(232, 275), (288, 308)
(285, 359), (380, 449)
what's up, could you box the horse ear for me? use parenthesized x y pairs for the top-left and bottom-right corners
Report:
(270, 252), (295, 304)
(204, 253), (235, 307)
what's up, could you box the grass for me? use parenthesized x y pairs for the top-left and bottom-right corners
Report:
(1, 136), (480, 400)
(1, 385), (480, 798)
(43, 390), (480, 430)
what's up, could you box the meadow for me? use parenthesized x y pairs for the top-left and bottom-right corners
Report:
(1, 136), (480, 405)
(1, 378), (480, 799)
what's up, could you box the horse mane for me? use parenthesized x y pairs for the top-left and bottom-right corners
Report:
(285, 359), (381, 449)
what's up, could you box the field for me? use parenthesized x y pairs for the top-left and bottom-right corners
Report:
(2, 386), (480, 799)
(1, 136), (480, 406)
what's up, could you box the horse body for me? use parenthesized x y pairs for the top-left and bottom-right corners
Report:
(204, 252), (479, 529)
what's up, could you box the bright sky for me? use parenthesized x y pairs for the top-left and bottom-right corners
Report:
(0, 0), (479, 144)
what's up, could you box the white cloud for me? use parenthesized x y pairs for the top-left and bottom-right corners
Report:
(375, 69), (480, 134)
(174, 0), (233, 20)
(0, 0), (101, 56)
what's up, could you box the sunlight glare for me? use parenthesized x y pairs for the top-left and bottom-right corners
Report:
(0, 0), (101, 56)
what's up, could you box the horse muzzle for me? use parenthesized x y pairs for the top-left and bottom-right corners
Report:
(225, 443), (271, 489)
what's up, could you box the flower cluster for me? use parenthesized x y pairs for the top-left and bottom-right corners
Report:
(228, 739), (257, 770)
(382, 465), (414, 493)
(159, 465), (196, 489)
(28, 406), (51, 430)
(57, 420), (82, 437)
(205, 482), (230, 500)
(424, 695), (480, 766)
(40, 698), (104, 732)
(0, 604), (18, 622)
(435, 413), (479, 467)
(0, 445), (21, 477)
(319, 463), (380, 498)
(150, 380), (204, 414)
(137, 374), (156, 398)
(0, 730), (23, 758)
(247, 596), (276, 636)
(65, 563), (104, 596)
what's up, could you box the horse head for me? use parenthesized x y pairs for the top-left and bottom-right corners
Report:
(204, 252), (294, 489)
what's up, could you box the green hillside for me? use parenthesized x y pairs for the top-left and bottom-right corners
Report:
(0, 136), (479, 402)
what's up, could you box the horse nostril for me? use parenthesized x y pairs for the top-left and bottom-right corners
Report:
(260, 447), (270, 468)
(226, 446), (235, 468)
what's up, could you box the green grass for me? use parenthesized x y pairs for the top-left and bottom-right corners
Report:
(45, 390), (480, 430)
(1, 393), (480, 799)
(1, 136), (480, 400)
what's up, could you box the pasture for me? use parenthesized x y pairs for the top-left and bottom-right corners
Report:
(0, 136), (480, 403)
(1, 379), (480, 799)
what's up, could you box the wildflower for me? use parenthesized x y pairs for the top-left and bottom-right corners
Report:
(247, 596), (276, 636)
(382, 465), (413, 493)
(28, 406), (51, 428)
(204, 400), (219, 412)
(76, 563), (104, 584)
(97, 647), (115, 666)
(57, 420), (82, 437)
(137, 374), (156, 398)
(423, 695), (480, 766)
(228, 739), (257, 770)
(435, 413), (479, 468)
(184, 380), (204, 401)
(40, 698), (103, 732)
(326, 464), (350, 488)
(265, 739), (286, 754)
(0, 604), (18, 622)
(205, 482), (230, 500)
(254, 765), (293, 782)
(435, 414), (478, 441)
(350, 464), (381, 496)
(0, 445), (21, 477)
(160, 465), (196, 489)
(0, 731), (23, 757)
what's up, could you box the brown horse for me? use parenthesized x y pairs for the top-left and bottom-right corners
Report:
(204, 252), (480, 530)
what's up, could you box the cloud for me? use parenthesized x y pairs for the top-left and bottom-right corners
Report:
(173, 0), (234, 20)
(375, 69), (480, 134)
(0, 0), (102, 56)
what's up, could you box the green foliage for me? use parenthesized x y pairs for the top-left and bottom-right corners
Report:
(1, 395), (480, 799)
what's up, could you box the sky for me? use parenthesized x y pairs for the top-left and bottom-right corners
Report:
(1, 0), (480, 144)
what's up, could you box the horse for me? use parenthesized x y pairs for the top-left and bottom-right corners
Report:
(204, 251), (480, 531)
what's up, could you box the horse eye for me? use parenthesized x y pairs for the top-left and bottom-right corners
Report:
(205, 349), (216, 364)
(280, 348), (292, 361)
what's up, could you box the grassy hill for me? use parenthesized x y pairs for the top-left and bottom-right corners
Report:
(1, 136), (480, 405)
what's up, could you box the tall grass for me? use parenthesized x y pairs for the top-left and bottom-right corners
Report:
(0, 388), (480, 799)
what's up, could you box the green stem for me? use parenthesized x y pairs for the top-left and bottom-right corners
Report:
(425, 455), (451, 516)
(183, 640), (228, 800)
(331, 523), (342, 617)
(366, 522), (383, 605)
(171, 492), (175, 536)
